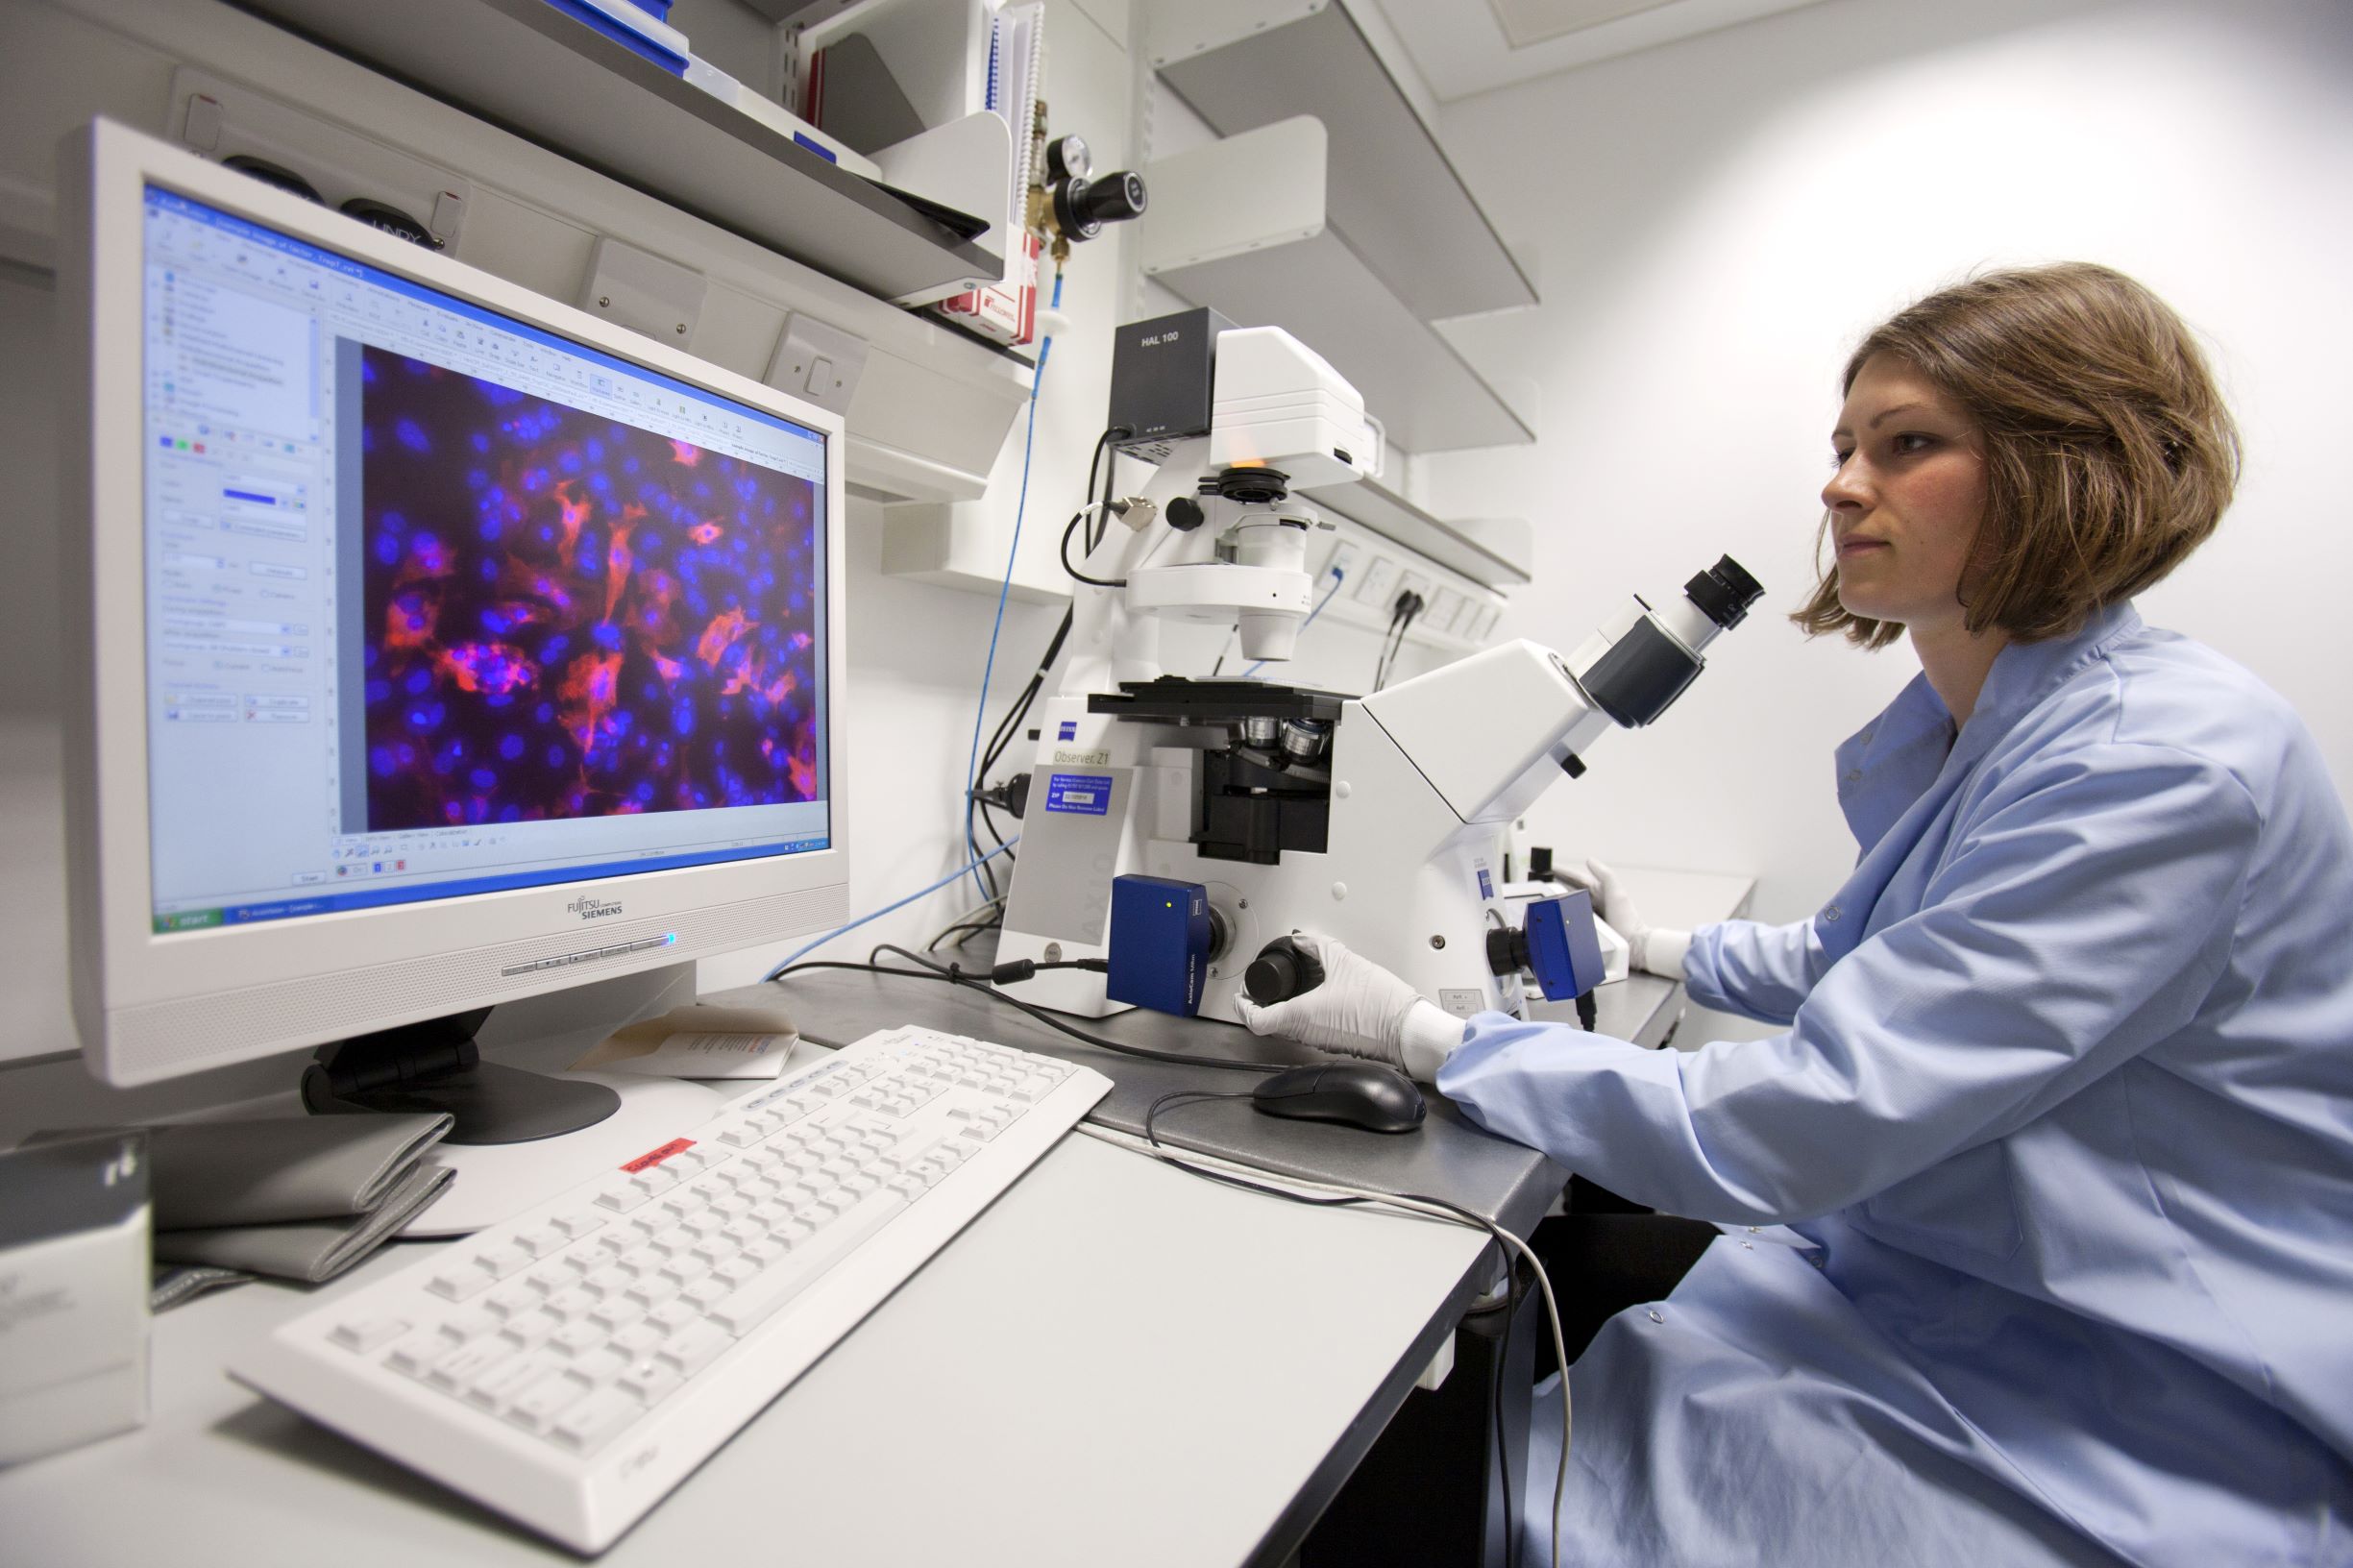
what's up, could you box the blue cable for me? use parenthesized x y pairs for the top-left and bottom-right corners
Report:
(763, 838), (1019, 982)
(961, 270), (1064, 901)
(1242, 564), (1346, 678)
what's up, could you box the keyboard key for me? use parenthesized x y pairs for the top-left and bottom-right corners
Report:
(619, 1361), (683, 1405)
(550, 1212), (605, 1239)
(513, 1228), (566, 1260)
(465, 1351), (558, 1411)
(648, 1300), (703, 1336)
(549, 1322), (607, 1359)
(501, 1309), (564, 1351)
(481, 1243), (534, 1280)
(570, 1346), (631, 1386)
(505, 1370), (594, 1433)
(625, 1275), (680, 1311)
(544, 1287), (601, 1323)
(330, 1315), (409, 1354)
(588, 1296), (647, 1335)
(656, 1320), (731, 1377)
(551, 1386), (644, 1455)
(429, 1337), (517, 1393)
(429, 1262), (497, 1302)
(611, 1322), (665, 1359)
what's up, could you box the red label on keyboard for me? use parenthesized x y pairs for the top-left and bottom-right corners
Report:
(620, 1138), (696, 1173)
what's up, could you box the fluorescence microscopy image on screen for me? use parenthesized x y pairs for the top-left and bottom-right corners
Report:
(356, 346), (821, 832)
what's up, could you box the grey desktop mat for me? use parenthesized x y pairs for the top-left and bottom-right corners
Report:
(31, 1113), (453, 1229)
(153, 1164), (454, 1285)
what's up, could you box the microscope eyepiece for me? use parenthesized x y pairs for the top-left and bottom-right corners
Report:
(1683, 554), (1765, 629)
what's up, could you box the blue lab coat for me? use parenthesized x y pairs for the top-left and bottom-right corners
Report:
(1437, 602), (2353, 1566)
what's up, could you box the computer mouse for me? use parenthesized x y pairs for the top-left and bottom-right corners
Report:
(1250, 1062), (1426, 1134)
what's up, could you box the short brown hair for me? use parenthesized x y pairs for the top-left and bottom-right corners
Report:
(1793, 262), (2241, 649)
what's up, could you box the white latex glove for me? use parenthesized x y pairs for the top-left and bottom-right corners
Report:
(1562, 859), (1690, 981)
(1232, 932), (1466, 1081)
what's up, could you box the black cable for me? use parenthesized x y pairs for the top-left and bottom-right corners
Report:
(966, 604), (1075, 899)
(929, 915), (1004, 950)
(1062, 507), (1128, 588)
(1083, 427), (1115, 543)
(1139, 1090), (1530, 1567)
(1368, 596), (1410, 692)
(1092, 427), (1119, 551)
(766, 948), (1285, 1076)
(1375, 596), (1426, 692)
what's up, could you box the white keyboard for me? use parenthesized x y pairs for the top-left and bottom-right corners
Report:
(231, 1026), (1110, 1553)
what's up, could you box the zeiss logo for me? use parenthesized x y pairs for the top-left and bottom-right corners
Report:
(1058, 721), (1078, 741)
(568, 895), (625, 921)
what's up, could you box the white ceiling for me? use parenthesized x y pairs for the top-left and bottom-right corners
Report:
(1360, 0), (1831, 102)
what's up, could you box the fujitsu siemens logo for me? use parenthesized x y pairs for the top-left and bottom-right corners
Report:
(567, 895), (624, 921)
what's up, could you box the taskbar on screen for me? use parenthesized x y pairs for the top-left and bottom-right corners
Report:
(152, 834), (832, 932)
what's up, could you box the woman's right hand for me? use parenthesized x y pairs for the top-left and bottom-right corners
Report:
(1560, 859), (1690, 980)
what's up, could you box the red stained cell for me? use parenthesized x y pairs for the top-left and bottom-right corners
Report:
(553, 478), (592, 570)
(689, 521), (723, 546)
(558, 649), (625, 757)
(384, 591), (438, 652)
(696, 607), (750, 669)
(604, 520), (636, 622)
(669, 439), (704, 467)
(437, 641), (539, 696)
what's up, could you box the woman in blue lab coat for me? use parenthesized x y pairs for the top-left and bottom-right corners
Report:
(1237, 263), (2353, 1567)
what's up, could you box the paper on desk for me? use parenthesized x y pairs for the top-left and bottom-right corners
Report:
(571, 1004), (803, 1079)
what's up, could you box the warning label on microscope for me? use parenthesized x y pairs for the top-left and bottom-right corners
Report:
(1044, 772), (1115, 815)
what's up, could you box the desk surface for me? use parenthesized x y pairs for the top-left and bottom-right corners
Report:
(4, 1132), (1489, 1567)
(0, 869), (1751, 1566)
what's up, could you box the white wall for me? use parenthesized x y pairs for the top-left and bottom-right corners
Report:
(1412, 0), (2353, 1038)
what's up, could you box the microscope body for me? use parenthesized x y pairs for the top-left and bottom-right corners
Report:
(990, 309), (1760, 1024)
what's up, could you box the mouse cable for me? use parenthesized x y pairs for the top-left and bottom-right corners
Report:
(766, 945), (1284, 1076)
(1090, 1101), (1571, 1568)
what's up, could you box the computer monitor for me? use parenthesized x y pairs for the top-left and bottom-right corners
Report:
(59, 121), (849, 1173)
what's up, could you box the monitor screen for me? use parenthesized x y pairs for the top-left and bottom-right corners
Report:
(138, 185), (832, 934)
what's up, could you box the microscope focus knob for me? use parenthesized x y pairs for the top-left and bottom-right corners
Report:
(1243, 936), (1325, 1005)
(1486, 927), (1532, 978)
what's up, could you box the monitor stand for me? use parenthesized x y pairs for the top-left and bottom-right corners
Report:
(301, 1009), (625, 1145)
(297, 966), (735, 1237)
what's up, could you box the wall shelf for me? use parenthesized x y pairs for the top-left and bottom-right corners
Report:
(1143, 0), (1537, 453)
(242, 0), (1005, 306)
(1304, 474), (1532, 592)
